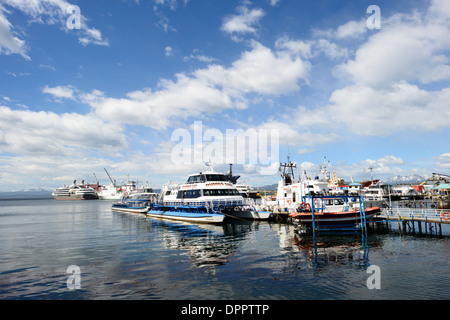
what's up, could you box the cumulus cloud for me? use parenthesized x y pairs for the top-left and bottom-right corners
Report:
(334, 19), (367, 39)
(42, 85), (77, 101)
(0, 5), (30, 60)
(256, 120), (339, 147)
(275, 35), (348, 61)
(81, 41), (310, 130)
(0, 0), (108, 59)
(0, 106), (128, 157)
(297, 0), (450, 137)
(436, 153), (450, 169)
(221, 5), (265, 39)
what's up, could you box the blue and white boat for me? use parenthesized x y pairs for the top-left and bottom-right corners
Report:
(147, 163), (271, 223)
(111, 191), (158, 214)
(146, 203), (225, 224)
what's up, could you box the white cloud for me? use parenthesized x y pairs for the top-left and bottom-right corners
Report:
(275, 36), (311, 59)
(339, 11), (450, 87)
(42, 85), (77, 101)
(82, 41), (309, 130)
(270, 0), (281, 7)
(276, 35), (348, 61)
(165, 46), (173, 56)
(0, 5), (30, 60)
(0, 106), (128, 157)
(78, 27), (109, 46)
(436, 153), (450, 169)
(221, 5), (265, 38)
(82, 77), (236, 130)
(183, 49), (218, 63)
(196, 41), (310, 95)
(0, 0), (109, 59)
(332, 155), (407, 182)
(314, 38), (349, 60)
(256, 120), (339, 147)
(296, 0), (450, 137)
(327, 83), (450, 136)
(335, 20), (367, 39)
(153, 0), (189, 11)
(152, 0), (189, 32)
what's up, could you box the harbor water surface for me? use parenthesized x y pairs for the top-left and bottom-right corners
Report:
(1, 199), (449, 300)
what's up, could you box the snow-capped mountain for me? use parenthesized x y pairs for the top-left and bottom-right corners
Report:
(385, 174), (429, 184)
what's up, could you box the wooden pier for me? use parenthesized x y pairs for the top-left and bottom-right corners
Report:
(371, 207), (450, 236)
(270, 206), (450, 236)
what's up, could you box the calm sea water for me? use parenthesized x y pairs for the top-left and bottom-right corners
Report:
(0, 199), (449, 300)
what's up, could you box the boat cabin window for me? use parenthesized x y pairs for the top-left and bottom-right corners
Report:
(187, 173), (228, 183)
(325, 199), (345, 205)
(204, 174), (227, 181)
(203, 189), (240, 197)
(177, 190), (202, 199)
(187, 175), (205, 183)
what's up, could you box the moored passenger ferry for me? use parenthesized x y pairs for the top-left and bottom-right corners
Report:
(149, 163), (271, 223)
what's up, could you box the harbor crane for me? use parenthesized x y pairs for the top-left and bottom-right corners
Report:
(432, 172), (450, 178)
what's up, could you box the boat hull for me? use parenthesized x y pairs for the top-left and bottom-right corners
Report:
(99, 194), (123, 200)
(111, 205), (149, 214)
(52, 193), (98, 200)
(223, 208), (271, 220)
(289, 207), (381, 224)
(146, 210), (225, 224)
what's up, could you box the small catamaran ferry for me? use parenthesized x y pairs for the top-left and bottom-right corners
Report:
(111, 190), (159, 214)
(145, 162), (271, 224)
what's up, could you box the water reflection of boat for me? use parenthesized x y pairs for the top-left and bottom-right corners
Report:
(290, 228), (383, 268)
(156, 219), (239, 270)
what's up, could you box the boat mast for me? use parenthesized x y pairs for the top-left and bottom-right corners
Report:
(279, 156), (296, 185)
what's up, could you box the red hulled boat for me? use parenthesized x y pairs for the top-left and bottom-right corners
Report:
(289, 207), (381, 224)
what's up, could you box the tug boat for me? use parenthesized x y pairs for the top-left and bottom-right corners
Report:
(261, 158), (380, 225)
(147, 162), (271, 224)
(288, 202), (381, 224)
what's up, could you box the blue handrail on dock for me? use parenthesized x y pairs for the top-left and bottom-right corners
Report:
(305, 195), (368, 233)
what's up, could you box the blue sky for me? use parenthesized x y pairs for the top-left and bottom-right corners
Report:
(1, 0), (450, 191)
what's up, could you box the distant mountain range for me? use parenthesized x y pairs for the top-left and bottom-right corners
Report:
(0, 188), (52, 199)
(384, 174), (429, 184)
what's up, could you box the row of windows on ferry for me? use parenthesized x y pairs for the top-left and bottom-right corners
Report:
(186, 174), (228, 183)
(177, 189), (241, 199)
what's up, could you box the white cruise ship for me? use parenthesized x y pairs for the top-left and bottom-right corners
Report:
(52, 181), (99, 200)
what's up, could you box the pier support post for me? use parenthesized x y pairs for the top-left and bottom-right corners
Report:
(417, 221), (422, 234)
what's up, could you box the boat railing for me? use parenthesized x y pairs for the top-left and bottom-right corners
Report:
(154, 197), (262, 214)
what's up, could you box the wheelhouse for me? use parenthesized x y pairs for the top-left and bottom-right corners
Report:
(186, 173), (229, 184)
